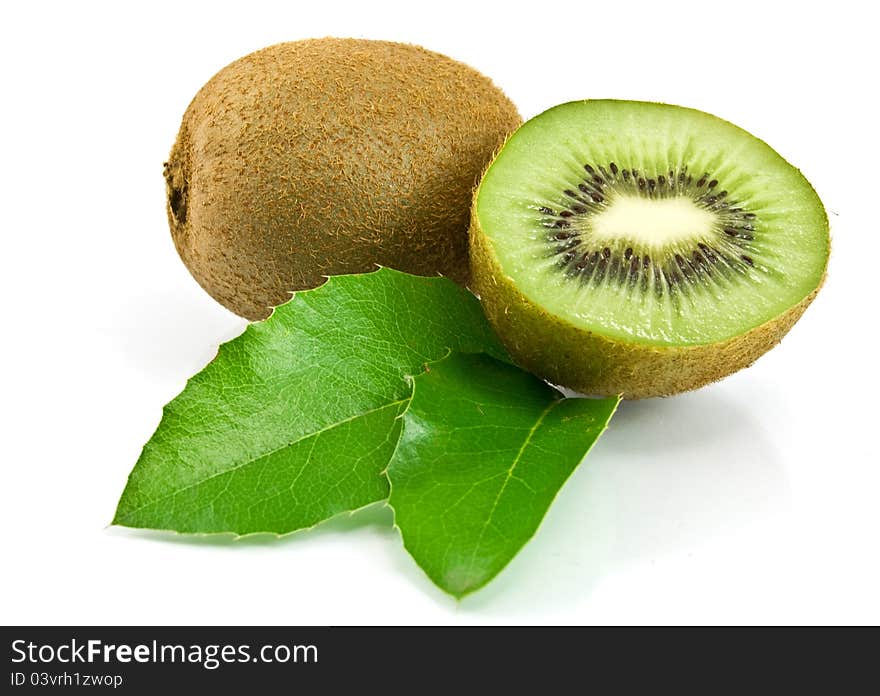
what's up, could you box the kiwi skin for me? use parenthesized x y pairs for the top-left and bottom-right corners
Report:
(470, 205), (828, 400)
(165, 39), (521, 320)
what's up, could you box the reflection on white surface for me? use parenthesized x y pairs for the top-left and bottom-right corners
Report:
(460, 387), (788, 614)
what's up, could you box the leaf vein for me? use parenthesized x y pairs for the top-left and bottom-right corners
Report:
(117, 399), (407, 523)
(464, 399), (560, 578)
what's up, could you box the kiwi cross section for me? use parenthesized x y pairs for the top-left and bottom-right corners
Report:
(474, 100), (829, 348)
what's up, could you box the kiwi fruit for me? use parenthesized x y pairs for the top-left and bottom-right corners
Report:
(470, 100), (829, 398)
(165, 39), (520, 319)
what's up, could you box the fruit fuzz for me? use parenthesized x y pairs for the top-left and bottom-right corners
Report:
(165, 39), (520, 319)
(470, 100), (829, 398)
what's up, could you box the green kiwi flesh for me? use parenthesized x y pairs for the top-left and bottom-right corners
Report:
(165, 39), (521, 319)
(471, 100), (829, 398)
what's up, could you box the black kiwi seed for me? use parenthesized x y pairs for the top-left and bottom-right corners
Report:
(704, 247), (718, 263)
(610, 257), (623, 283)
(580, 257), (598, 284)
(675, 254), (693, 279)
(587, 256), (601, 273)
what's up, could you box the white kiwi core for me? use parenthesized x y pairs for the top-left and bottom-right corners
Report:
(589, 195), (715, 248)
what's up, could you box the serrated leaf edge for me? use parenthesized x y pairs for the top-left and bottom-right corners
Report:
(112, 399), (408, 533)
(112, 267), (445, 534)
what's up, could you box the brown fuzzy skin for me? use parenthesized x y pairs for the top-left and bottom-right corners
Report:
(165, 39), (521, 319)
(471, 219), (826, 399)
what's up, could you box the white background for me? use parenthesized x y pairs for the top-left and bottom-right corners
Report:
(1, 1), (877, 625)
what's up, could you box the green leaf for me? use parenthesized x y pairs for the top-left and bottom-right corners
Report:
(114, 269), (506, 536)
(387, 352), (619, 597)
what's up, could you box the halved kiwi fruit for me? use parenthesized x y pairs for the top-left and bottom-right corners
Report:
(471, 100), (829, 398)
(166, 39), (520, 320)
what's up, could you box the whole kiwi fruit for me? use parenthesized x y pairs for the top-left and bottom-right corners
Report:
(470, 100), (829, 398)
(164, 38), (521, 319)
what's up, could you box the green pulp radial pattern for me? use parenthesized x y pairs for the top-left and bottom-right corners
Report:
(475, 101), (829, 346)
